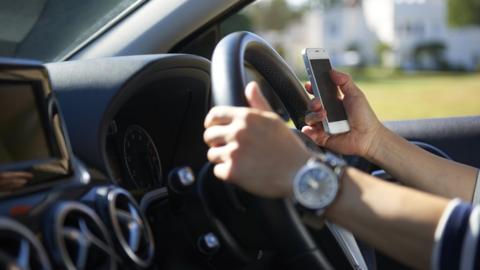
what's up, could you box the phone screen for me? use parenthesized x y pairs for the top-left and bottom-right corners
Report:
(309, 59), (347, 122)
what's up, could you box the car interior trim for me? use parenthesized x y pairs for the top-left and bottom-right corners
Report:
(47, 54), (211, 179)
(385, 116), (480, 168)
(472, 171), (480, 205)
(59, 0), (147, 61)
(71, 0), (243, 60)
(371, 140), (454, 181)
(326, 222), (368, 270)
(139, 187), (168, 213)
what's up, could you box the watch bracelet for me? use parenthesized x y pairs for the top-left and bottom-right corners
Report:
(308, 151), (347, 177)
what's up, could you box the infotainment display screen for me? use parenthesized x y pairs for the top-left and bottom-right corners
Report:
(0, 83), (52, 164)
(0, 64), (72, 195)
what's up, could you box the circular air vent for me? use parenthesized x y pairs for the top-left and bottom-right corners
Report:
(45, 202), (116, 270)
(100, 188), (154, 268)
(0, 217), (51, 270)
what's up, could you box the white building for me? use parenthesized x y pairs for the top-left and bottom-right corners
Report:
(364, 0), (480, 70)
(262, 0), (480, 72)
(261, 2), (377, 73)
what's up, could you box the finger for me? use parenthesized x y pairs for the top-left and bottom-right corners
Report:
(301, 125), (330, 146)
(213, 162), (232, 181)
(301, 126), (318, 141)
(207, 145), (229, 163)
(245, 81), (273, 112)
(308, 98), (324, 112)
(330, 70), (361, 97)
(204, 106), (239, 128)
(304, 82), (313, 94)
(305, 111), (326, 126)
(322, 134), (348, 152)
(204, 125), (230, 146)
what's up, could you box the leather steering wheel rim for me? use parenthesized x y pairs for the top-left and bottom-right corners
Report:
(210, 31), (333, 270)
(211, 31), (311, 128)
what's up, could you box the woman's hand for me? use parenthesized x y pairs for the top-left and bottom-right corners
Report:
(302, 70), (386, 159)
(204, 82), (311, 198)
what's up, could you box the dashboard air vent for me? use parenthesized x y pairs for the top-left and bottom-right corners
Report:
(45, 202), (116, 270)
(103, 188), (154, 268)
(0, 217), (51, 270)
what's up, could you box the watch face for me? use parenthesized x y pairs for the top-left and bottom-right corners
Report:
(293, 163), (339, 210)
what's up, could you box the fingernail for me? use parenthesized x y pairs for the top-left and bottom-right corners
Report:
(308, 101), (319, 111)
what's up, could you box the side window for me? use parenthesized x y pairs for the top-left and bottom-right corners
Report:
(221, 0), (480, 121)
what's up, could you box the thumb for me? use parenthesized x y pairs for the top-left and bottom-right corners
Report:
(330, 70), (361, 97)
(304, 82), (313, 95)
(245, 81), (273, 112)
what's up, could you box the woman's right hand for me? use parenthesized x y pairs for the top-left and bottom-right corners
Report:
(301, 70), (387, 159)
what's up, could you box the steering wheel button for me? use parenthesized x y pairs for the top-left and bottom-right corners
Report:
(197, 232), (220, 255)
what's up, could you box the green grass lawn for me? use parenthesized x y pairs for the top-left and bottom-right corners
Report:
(347, 70), (480, 121)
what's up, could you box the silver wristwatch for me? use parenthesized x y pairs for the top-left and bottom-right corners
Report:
(292, 152), (346, 215)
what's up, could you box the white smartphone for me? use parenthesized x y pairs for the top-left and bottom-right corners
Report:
(302, 48), (350, 135)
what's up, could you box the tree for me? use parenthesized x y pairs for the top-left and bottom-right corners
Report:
(375, 42), (392, 66)
(413, 41), (447, 70)
(448, 0), (480, 27)
(307, 0), (350, 10)
(247, 0), (303, 31)
(220, 13), (253, 36)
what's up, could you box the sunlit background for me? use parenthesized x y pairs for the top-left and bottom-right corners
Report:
(222, 0), (480, 120)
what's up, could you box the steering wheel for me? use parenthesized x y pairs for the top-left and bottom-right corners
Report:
(205, 31), (363, 269)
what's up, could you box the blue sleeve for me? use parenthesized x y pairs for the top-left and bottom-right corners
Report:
(432, 199), (480, 270)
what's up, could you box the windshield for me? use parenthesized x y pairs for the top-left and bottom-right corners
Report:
(0, 0), (144, 62)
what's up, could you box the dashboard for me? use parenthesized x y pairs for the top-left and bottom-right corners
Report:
(104, 75), (210, 192)
(0, 55), (215, 270)
(48, 55), (211, 194)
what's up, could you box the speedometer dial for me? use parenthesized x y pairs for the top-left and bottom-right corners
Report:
(122, 125), (162, 189)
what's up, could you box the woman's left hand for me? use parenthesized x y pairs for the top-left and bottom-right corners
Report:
(203, 81), (311, 198)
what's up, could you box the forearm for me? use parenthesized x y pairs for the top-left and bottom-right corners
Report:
(326, 167), (449, 269)
(367, 127), (478, 201)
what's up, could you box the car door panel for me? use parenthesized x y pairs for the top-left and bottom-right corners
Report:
(384, 116), (480, 168)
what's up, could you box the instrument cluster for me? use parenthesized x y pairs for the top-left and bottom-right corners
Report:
(107, 121), (163, 190)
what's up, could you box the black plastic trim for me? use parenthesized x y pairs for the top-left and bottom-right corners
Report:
(47, 54), (211, 179)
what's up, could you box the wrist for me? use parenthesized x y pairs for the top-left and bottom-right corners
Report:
(283, 148), (312, 198)
(364, 125), (392, 162)
(291, 152), (347, 215)
(325, 166), (356, 222)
